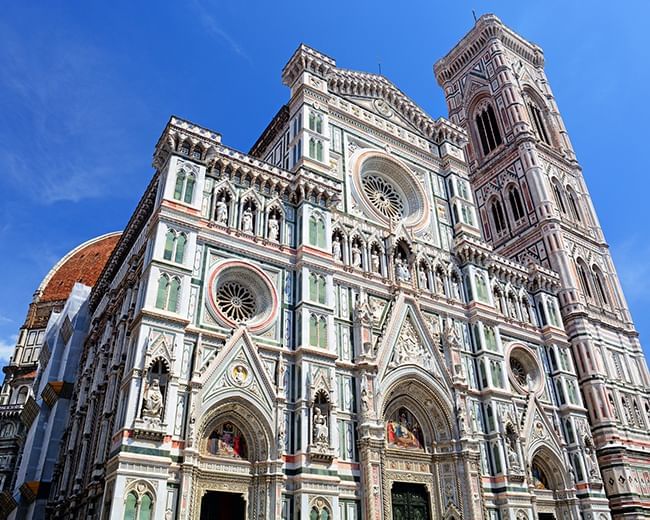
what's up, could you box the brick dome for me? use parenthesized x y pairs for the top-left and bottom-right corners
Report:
(38, 232), (121, 303)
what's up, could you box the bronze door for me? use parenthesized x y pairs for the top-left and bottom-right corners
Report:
(391, 482), (430, 520)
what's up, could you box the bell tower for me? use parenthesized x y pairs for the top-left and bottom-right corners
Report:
(436, 14), (650, 518)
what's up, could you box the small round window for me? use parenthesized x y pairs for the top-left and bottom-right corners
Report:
(207, 261), (278, 332)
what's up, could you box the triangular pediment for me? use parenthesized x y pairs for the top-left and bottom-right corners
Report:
(326, 69), (465, 146)
(461, 74), (490, 105)
(377, 294), (449, 383)
(145, 330), (175, 366)
(201, 327), (276, 413)
(522, 397), (564, 458)
(342, 95), (423, 135)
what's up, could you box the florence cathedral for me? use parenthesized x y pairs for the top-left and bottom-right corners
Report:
(0, 13), (649, 520)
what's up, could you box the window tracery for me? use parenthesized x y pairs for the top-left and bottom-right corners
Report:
(155, 274), (181, 312)
(474, 102), (502, 155)
(173, 169), (195, 204)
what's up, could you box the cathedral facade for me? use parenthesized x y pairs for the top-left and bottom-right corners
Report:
(2, 13), (649, 520)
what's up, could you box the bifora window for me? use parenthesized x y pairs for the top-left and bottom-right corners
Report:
(475, 103), (502, 155)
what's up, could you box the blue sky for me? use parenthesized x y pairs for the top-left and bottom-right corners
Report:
(0, 1), (648, 365)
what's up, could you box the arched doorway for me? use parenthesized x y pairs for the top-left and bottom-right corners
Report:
(186, 398), (276, 520)
(529, 449), (575, 520)
(377, 377), (463, 520)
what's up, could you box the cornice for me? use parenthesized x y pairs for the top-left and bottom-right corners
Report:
(327, 68), (467, 147)
(90, 173), (159, 311)
(434, 14), (544, 85)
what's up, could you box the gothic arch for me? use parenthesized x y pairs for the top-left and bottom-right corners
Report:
(379, 370), (455, 443)
(197, 395), (275, 462)
(529, 446), (571, 491)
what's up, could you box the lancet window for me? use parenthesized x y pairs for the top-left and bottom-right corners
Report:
(475, 102), (502, 155)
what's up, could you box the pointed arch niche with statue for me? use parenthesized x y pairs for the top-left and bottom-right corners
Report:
(370, 376), (477, 520)
(185, 398), (281, 520)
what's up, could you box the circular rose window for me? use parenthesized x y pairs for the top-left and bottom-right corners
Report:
(507, 344), (543, 394)
(207, 261), (278, 332)
(353, 152), (428, 229)
(215, 282), (256, 322)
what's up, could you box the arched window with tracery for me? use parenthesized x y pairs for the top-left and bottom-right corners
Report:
(575, 259), (593, 300)
(309, 273), (327, 305)
(123, 488), (154, 520)
(474, 102), (503, 155)
(551, 178), (566, 215)
(308, 111), (323, 134)
(163, 229), (186, 263)
(490, 198), (507, 235)
(308, 213), (327, 249)
(528, 100), (551, 145)
(309, 314), (327, 348)
(155, 274), (181, 312)
(566, 186), (582, 223)
(173, 170), (195, 204)
(592, 265), (609, 306)
(507, 185), (526, 222)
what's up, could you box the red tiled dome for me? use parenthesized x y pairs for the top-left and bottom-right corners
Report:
(39, 233), (121, 303)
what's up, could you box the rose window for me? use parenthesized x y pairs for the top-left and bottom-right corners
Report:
(353, 153), (429, 229)
(362, 174), (405, 221)
(215, 281), (256, 323)
(510, 357), (527, 386)
(507, 345), (542, 394)
(207, 261), (278, 332)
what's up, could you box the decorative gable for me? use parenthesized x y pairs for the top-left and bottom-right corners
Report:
(200, 328), (276, 414)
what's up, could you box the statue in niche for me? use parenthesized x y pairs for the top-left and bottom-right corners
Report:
(584, 436), (600, 480)
(450, 275), (461, 300)
(456, 394), (467, 435)
(444, 319), (461, 350)
(361, 388), (370, 414)
(332, 235), (342, 262)
(508, 297), (518, 318)
(371, 249), (380, 273)
(313, 407), (329, 445)
(521, 301), (531, 323)
(142, 378), (164, 421)
(268, 213), (280, 241)
(395, 253), (410, 282)
(215, 196), (228, 224)
(435, 271), (445, 294)
(505, 425), (521, 471)
(242, 206), (254, 233)
(277, 416), (286, 451)
(351, 243), (362, 268)
(386, 407), (424, 449)
(418, 266), (428, 289)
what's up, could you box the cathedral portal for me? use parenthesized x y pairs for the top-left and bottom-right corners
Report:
(200, 491), (246, 520)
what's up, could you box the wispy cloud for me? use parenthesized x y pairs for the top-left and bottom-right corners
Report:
(0, 21), (139, 204)
(190, 0), (252, 63)
(0, 335), (17, 367)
